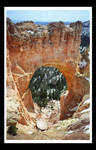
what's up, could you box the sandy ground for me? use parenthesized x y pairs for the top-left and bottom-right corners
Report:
(7, 132), (90, 140)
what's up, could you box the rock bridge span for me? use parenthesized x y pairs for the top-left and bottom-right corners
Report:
(13, 61), (89, 121)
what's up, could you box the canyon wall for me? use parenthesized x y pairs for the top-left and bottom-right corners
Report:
(7, 19), (82, 74)
(6, 18), (89, 123)
(6, 48), (35, 126)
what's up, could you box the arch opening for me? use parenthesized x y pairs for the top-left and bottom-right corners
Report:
(28, 66), (67, 109)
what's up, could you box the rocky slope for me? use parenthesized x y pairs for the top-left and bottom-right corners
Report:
(6, 18), (90, 141)
(7, 93), (90, 140)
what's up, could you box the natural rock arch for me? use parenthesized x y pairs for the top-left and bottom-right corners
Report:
(39, 62), (89, 119)
(17, 61), (89, 121)
(11, 60), (89, 123)
(7, 19), (90, 125)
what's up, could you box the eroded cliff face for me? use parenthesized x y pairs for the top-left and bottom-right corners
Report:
(6, 48), (35, 126)
(6, 49), (20, 125)
(7, 20), (82, 73)
(6, 18), (89, 128)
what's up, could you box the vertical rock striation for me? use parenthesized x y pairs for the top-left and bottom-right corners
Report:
(7, 19), (82, 73)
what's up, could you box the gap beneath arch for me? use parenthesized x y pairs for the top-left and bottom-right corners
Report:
(28, 66), (67, 109)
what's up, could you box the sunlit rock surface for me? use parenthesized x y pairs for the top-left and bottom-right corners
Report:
(6, 19), (90, 140)
(6, 88), (20, 126)
(6, 49), (35, 126)
(6, 48), (20, 126)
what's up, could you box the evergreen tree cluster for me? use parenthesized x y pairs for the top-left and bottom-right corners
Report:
(29, 66), (67, 108)
(80, 35), (90, 47)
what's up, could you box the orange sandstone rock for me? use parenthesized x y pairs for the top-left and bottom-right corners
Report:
(6, 49), (35, 126)
(22, 89), (34, 112)
(6, 19), (89, 123)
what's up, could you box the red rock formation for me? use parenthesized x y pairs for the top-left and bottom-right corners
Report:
(43, 62), (89, 120)
(7, 20), (82, 74)
(6, 48), (35, 126)
(6, 49), (20, 125)
(22, 89), (34, 112)
(73, 94), (90, 118)
(6, 19), (89, 123)
(79, 48), (90, 77)
(66, 94), (90, 138)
